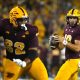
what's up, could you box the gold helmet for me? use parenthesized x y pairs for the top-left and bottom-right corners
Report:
(67, 9), (80, 17)
(66, 9), (80, 25)
(9, 6), (29, 27)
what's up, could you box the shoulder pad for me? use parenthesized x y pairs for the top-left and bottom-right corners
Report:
(0, 18), (10, 25)
(26, 24), (38, 36)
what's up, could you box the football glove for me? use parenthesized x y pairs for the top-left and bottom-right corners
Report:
(49, 34), (59, 49)
(13, 59), (26, 68)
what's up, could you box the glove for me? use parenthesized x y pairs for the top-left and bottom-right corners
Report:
(13, 59), (26, 68)
(49, 34), (59, 49)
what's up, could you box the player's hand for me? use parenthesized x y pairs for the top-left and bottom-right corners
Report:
(58, 36), (64, 43)
(13, 59), (26, 67)
(58, 36), (68, 46)
(49, 34), (59, 43)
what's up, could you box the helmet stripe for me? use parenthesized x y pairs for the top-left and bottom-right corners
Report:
(18, 6), (25, 15)
(71, 9), (75, 15)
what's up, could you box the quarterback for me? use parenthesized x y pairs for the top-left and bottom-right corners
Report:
(0, 6), (48, 80)
(49, 9), (80, 80)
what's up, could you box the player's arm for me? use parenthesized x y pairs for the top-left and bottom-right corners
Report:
(57, 36), (80, 52)
(27, 34), (39, 60)
(66, 40), (80, 52)
(49, 34), (80, 52)
(23, 27), (39, 67)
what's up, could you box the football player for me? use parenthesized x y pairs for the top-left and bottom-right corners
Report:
(0, 6), (48, 80)
(49, 9), (80, 80)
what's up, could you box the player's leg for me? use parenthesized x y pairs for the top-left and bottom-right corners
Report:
(2, 58), (23, 80)
(54, 59), (78, 80)
(69, 71), (78, 80)
(69, 59), (80, 80)
(28, 57), (48, 80)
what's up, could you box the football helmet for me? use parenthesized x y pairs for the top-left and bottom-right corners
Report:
(9, 6), (29, 29)
(66, 9), (80, 26)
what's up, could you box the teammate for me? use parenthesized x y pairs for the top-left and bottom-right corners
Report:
(0, 6), (48, 80)
(49, 9), (80, 80)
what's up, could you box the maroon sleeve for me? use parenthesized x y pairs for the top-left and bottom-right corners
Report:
(30, 26), (38, 36)
(75, 27), (80, 40)
(29, 36), (38, 48)
(28, 25), (39, 48)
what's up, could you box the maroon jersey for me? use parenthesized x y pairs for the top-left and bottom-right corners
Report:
(64, 25), (80, 59)
(0, 19), (38, 60)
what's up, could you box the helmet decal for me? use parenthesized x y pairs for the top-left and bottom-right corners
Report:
(71, 9), (74, 15)
(18, 6), (25, 16)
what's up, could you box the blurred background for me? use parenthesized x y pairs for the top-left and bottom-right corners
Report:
(0, 0), (80, 80)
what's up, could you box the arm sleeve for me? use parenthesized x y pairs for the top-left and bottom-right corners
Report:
(75, 28), (80, 40)
(29, 34), (38, 48)
(28, 26), (39, 48)
(26, 32), (39, 61)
